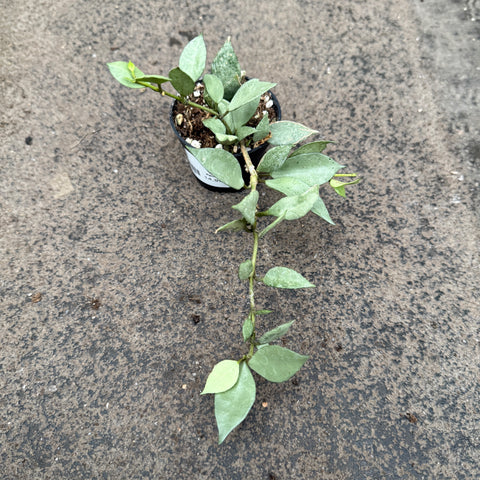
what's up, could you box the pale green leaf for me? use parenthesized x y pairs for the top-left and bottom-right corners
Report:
(248, 345), (308, 382)
(330, 177), (361, 197)
(289, 141), (333, 157)
(311, 196), (335, 225)
(271, 153), (343, 186)
(255, 309), (273, 315)
(242, 315), (254, 342)
(257, 145), (294, 173)
(263, 266), (315, 289)
(216, 218), (247, 233)
(253, 114), (270, 142)
(202, 360), (240, 395)
(107, 61), (145, 89)
(215, 362), (256, 444)
(228, 79), (276, 112)
(215, 133), (238, 145)
(232, 190), (259, 225)
(135, 74), (171, 86)
(267, 185), (319, 220)
(203, 74), (224, 104)
(203, 118), (226, 136)
(258, 321), (295, 345)
(186, 147), (244, 190)
(211, 39), (242, 101)
(168, 67), (195, 96)
(258, 211), (286, 239)
(268, 121), (317, 146)
(228, 98), (260, 130)
(265, 177), (310, 196)
(179, 34), (206, 82)
(238, 259), (253, 280)
(235, 126), (257, 141)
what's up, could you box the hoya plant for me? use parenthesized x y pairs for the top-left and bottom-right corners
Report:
(108, 34), (359, 444)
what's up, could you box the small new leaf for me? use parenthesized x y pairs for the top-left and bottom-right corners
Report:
(248, 345), (308, 383)
(258, 321), (295, 345)
(238, 259), (253, 280)
(107, 61), (146, 89)
(215, 362), (256, 444)
(263, 266), (315, 289)
(202, 360), (239, 395)
(242, 315), (254, 342)
(232, 190), (259, 225)
(330, 177), (360, 197)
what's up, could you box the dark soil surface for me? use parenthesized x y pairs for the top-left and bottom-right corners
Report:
(1, 1), (479, 479)
(172, 84), (278, 150)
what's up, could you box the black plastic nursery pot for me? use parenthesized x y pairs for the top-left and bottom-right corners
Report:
(169, 91), (281, 192)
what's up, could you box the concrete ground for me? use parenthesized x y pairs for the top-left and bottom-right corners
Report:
(1, 0), (478, 479)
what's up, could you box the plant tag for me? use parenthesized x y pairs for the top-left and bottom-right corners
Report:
(184, 148), (230, 188)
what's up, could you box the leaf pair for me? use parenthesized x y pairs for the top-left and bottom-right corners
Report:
(203, 342), (308, 444)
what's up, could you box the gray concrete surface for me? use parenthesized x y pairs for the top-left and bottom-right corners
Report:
(1, 0), (479, 479)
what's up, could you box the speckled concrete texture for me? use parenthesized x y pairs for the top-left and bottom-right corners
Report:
(1, 1), (479, 479)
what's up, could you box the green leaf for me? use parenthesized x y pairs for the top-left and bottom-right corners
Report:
(135, 74), (171, 86)
(257, 145), (293, 173)
(168, 67), (195, 97)
(203, 73), (224, 104)
(271, 153), (343, 186)
(211, 39), (242, 101)
(267, 184), (319, 220)
(202, 360), (240, 395)
(242, 315), (254, 342)
(216, 218), (247, 233)
(228, 79), (276, 112)
(265, 177), (310, 196)
(256, 309), (273, 315)
(179, 34), (206, 82)
(228, 98), (261, 130)
(235, 126), (257, 141)
(232, 190), (259, 225)
(253, 114), (271, 142)
(258, 321), (294, 345)
(238, 259), (253, 280)
(289, 141), (333, 157)
(311, 196), (335, 225)
(258, 211), (286, 239)
(203, 118), (226, 136)
(186, 147), (244, 190)
(248, 345), (308, 382)
(215, 362), (256, 444)
(330, 177), (361, 197)
(269, 121), (318, 146)
(215, 133), (238, 145)
(107, 61), (146, 89)
(263, 266), (315, 289)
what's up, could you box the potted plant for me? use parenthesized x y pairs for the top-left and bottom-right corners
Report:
(108, 34), (359, 444)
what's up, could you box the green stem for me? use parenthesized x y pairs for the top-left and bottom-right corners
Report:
(241, 143), (260, 359)
(159, 89), (219, 116)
